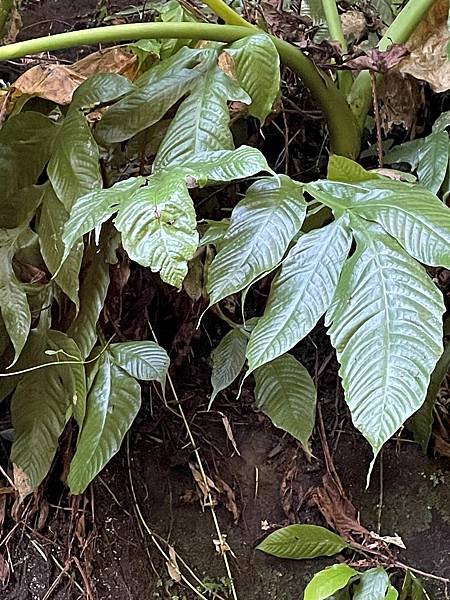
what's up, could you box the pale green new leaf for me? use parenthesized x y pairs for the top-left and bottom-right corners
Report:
(353, 567), (389, 600)
(210, 327), (248, 406)
(48, 109), (101, 212)
(110, 341), (169, 386)
(254, 353), (316, 448)
(95, 47), (208, 144)
(225, 34), (280, 122)
(67, 234), (119, 359)
(154, 58), (249, 168)
(207, 176), (305, 306)
(38, 185), (83, 306)
(67, 353), (141, 494)
(304, 564), (357, 600)
(0, 228), (32, 364)
(184, 146), (271, 185)
(62, 177), (145, 261)
(328, 155), (379, 183)
(386, 586), (399, 600)
(326, 219), (444, 461)
(308, 178), (450, 269)
(246, 216), (351, 373)
(257, 524), (348, 559)
(384, 130), (449, 193)
(114, 172), (198, 288)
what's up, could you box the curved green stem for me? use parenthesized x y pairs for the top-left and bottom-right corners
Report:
(349, 0), (438, 130)
(0, 21), (360, 157)
(321, 0), (352, 95)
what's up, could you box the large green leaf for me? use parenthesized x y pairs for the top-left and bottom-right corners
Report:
(115, 172), (197, 288)
(201, 219), (230, 248)
(95, 47), (209, 144)
(0, 112), (57, 195)
(11, 330), (86, 490)
(38, 185), (83, 306)
(47, 109), (101, 212)
(353, 568), (389, 600)
(326, 219), (444, 462)
(62, 177), (145, 261)
(246, 216), (351, 372)
(304, 564), (357, 600)
(210, 327), (248, 406)
(110, 341), (169, 386)
(257, 524), (348, 559)
(225, 33), (280, 123)
(67, 352), (141, 494)
(0, 227), (32, 364)
(207, 176), (305, 307)
(308, 178), (450, 269)
(157, 0), (195, 59)
(254, 353), (316, 449)
(0, 185), (47, 229)
(384, 130), (449, 194)
(154, 55), (249, 169)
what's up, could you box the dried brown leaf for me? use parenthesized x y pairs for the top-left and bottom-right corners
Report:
(311, 474), (368, 537)
(189, 462), (219, 504)
(166, 546), (181, 583)
(12, 64), (86, 105)
(434, 433), (450, 457)
(341, 10), (367, 43)
(378, 71), (423, 133)
(13, 464), (32, 501)
(217, 477), (240, 523)
(399, 0), (450, 92)
(0, 553), (10, 585)
(343, 45), (409, 73)
(221, 414), (241, 456)
(72, 47), (137, 80)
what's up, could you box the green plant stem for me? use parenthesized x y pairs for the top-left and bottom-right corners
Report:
(0, 21), (360, 158)
(349, 0), (438, 130)
(321, 0), (352, 95)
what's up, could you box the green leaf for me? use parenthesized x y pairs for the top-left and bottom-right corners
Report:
(386, 586), (399, 600)
(328, 155), (379, 183)
(0, 184), (46, 229)
(254, 353), (316, 448)
(207, 176), (305, 307)
(11, 330), (86, 490)
(184, 146), (271, 185)
(257, 524), (348, 559)
(0, 227), (32, 364)
(210, 327), (248, 406)
(70, 73), (135, 112)
(246, 216), (351, 372)
(38, 185), (83, 306)
(67, 352), (141, 494)
(110, 341), (169, 386)
(114, 171), (198, 288)
(353, 567), (389, 600)
(95, 47), (209, 144)
(326, 219), (444, 461)
(154, 54), (249, 169)
(304, 564), (357, 600)
(400, 572), (431, 600)
(201, 219), (230, 248)
(384, 131), (449, 194)
(157, 0), (195, 59)
(67, 234), (119, 359)
(0, 112), (57, 195)
(308, 178), (450, 269)
(48, 109), (101, 212)
(225, 33), (280, 122)
(62, 177), (145, 261)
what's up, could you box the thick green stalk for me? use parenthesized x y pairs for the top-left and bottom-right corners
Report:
(349, 0), (438, 129)
(321, 0), (352, 95)
(0, 21), (360, 157)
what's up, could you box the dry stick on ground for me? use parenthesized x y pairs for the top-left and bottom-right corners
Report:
(371, 71), (384, 168)
(147, 319), (239, 600)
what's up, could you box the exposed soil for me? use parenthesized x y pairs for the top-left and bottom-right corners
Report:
(0, 1), (450, 599)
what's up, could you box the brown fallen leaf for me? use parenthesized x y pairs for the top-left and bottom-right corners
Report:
(342, 45), (409, 73)
(399, 0), (450, 92)
(13, 464), (31, 501)
(0, 553), (10, 586)
(311, 473), (369, 538)
(378, 70), (424, 133)
(71, 46), (137, 80)
(341, 10), (367, 43)
(166, 546), (181, 583)
(220, 414), (241, 456)
(434, 433), (450, 457)
(217, 477), (240, 523)
(189, 462), (219, 505)
(12, 64), (86, 105)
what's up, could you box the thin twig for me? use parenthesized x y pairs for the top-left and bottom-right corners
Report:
(371, 71), (384, 168)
